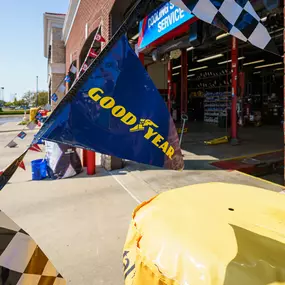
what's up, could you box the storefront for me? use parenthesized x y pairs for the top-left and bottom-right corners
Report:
(128, 0), (284, 184)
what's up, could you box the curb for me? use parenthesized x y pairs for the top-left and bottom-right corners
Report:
(0, 129), (39, 134)
(0, 129), (25, 134)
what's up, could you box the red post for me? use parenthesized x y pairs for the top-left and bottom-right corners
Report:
(139, 52), (145, 65)
(167, 61), (172, 112)
(231, 37), (239, 145)
(181, 49), (188, 115)
(86, 150), (96, 175)
(283, 0), (285, 185)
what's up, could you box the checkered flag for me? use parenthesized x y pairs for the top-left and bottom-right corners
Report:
(0, 210), (66, 284)
(171, 0), (278, 54)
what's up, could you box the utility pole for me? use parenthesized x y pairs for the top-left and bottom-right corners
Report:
(36, 76), (39, 106)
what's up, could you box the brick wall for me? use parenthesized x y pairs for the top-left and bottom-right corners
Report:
(51, 73), (65, 110)
(51, 27), (66, 64)
(51, 27), (65, 110)
(65, 0), (116, 73)
(64, 0), (134, 168)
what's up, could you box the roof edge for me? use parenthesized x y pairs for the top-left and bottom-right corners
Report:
(44, 13), (65, 58)
(62, 0), (81, 45)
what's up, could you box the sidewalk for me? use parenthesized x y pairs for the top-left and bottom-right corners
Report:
(0, 150), (157, 285)
(0, 130), (284, 284)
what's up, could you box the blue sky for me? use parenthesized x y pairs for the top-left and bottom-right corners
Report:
(0, 0), (69, 102)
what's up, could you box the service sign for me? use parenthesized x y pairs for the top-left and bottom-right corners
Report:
(138, 2), (194, 50)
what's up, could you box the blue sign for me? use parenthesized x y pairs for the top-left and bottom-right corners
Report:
(35, 35), (184, 170)
(51, 93), (58, 102)
(138, 2), (194, 50)
(65, 75), (71, 83)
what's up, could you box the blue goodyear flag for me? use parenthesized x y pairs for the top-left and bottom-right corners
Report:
(35, 35), (184, 170)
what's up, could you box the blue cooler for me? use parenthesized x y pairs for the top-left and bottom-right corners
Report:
(31, 159), (47, 181)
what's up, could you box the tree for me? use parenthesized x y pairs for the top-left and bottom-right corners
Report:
(14, 99), (25, 106)
(22, 91), (35, 107)
(4, 102), (13, 107)
(5, 90), (49, 108)
(37, 91), (49, 106)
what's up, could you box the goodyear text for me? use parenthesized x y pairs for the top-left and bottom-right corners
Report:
(88, 88), (175, 160)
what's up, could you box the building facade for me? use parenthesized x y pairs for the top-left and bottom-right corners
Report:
(62, 0), (132, 74)
(44, 1), (285, 182)
(61, 0), (136, 170)
(43, 13), (66, 109)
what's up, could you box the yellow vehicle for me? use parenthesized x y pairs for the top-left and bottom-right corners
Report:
(29, 107), (40, 122)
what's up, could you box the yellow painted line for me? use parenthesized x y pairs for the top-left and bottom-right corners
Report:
(234, 170), (284, 189)
(211, 149), (283, 163)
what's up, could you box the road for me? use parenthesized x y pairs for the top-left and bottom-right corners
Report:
(0, 115), (22, 125)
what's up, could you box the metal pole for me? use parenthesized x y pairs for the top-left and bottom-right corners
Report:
(0, 87), (3, 102)
(181, 49), (188, 115)
(167, 61), (172, 112)
(231, 37), (239, 145)
(36, 76), (39, 107)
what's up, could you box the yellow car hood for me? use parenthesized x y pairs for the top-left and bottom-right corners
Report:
(124, 183), (285, 285)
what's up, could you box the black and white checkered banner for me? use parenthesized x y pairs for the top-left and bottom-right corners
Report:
(45, 142), (82, 179)
(172, 0), (279, 54)
(0, 210), (66, 284)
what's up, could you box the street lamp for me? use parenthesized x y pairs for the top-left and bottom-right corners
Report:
(0, 87), (4, 102)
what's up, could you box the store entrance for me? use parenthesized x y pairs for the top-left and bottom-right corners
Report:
(129, 2), (284, 185)
(168, 27), (284, 185)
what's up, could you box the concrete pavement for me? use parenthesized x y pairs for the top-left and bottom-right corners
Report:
(0, 164), (144, 285)
(0, 120), (40, 133)
(0, 122), (284, 284)
(0, 128), (156, 285)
